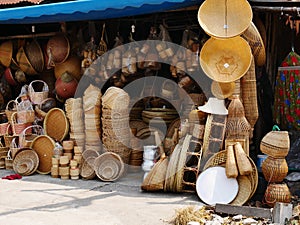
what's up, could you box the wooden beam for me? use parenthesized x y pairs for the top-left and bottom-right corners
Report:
(215, 204), (272, 219)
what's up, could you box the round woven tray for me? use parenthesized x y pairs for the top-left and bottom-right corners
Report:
(94, 152), (125, 182)
(80, 157), (96, 180)
(203, 149), (258, 200)
(30, 135), (55, 174)
(44, 108), (69, 142)
(13, 149), (39, 176)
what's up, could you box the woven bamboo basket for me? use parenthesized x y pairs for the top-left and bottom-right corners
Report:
(230, 175), (252, 206)
(261, 156), (288, 183)
(260, 130), (290, 158)
(80, 158), (96, 180)
(12, 149), (39, 176)
(28, 80), (49, 104)
(241, 57), (259, 128)
(44, 108), (69, 142)
(0, 111), (10, 136)
(30, 135), (55, 174)
(103, 147), (131, 165)
(10, 137), (20, 159)
(19, 125), (44, 148)
(94, 152), (125, 182)
(5, 100), (17, 123)
(5, 150), (13, 170)
(11, 112), (32, 136)
(4, 124), (15, 148)
(264, 183), (291, 207)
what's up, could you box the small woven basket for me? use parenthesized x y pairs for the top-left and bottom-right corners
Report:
(5, 100), (17, 123)
(11, 112), (32, 136)
(260, 129), (290, 158)
(80, 158), (96, 180)
(261, 156), (288, 183)
(28, 80), (49, 105)
(264, 183), (291, 207)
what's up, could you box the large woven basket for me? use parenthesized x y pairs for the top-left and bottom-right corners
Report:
(261, 156), (288, 183)
(264, 183), (291, 207)
(44, 108), (69, 142)
(5, 100), (17, 123)
(30, 135), (55, 174)
(94, 152), (125, 182)
(260, 130), (290, 158)
(16, 46), (37, 75)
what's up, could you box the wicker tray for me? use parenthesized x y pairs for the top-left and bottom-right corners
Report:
(13, 149), (39, 176)
(44, 108), (69, 142)
(30, 135), (55, 174)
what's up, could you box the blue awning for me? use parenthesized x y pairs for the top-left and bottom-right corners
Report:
(0, 0), (201, 24)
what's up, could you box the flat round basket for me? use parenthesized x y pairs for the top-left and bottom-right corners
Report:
(44, 108), (69, 142)
(200, 36), (252, 83)
(197, 0), (252, 38)
(13, 149), (39, 176)
(94, 152), (125, 182)
(80, 158), (96, 180)
(30, 135), (55, 174)
(203, 149), (258, 200)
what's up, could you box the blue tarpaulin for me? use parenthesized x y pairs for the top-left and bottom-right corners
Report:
(0, 0), (200, 24)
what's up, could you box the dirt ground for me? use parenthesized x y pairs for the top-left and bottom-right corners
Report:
(0, 169), (201, 225)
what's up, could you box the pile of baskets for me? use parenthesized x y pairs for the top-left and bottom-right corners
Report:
(101, 87), (131, 164)
(83, 84), (102, 152)
(65, 98), (85, 147)
(260, 127), (291, 207)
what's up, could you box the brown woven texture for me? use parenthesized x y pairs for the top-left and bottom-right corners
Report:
(16, 46), (37, 75)
(262, 156), (288, 183)
(11, 112), (32, 136)
(211, 81), (235, 100)
(13, 149), (39, 176)
(241, 57), (259, 128)
(241, 22), (266, 67)
(30, 135), (55, 174)
(0, 40), (13, 67)
(28, 80), (49, 105)
(264, 183), (291, 207)
(94, 152), (125, 182)
(25, 40), (44, 73)
(141, 157), (169, 192)
(200, 36), (252, 83)
(44, 108), (69, 142)
(260, 131), (290, 158)
(230, 175), (252, 206)
(80, 158), (96, 180)
(198, 0), (252, 38)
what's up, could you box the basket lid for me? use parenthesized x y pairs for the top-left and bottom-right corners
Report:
(197, 0), (252, 38)
(44, 108), (69, 142)
(200, 36), (252, 83)
(30, 135), (55, 174)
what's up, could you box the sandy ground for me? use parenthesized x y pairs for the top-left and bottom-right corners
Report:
(0, 169), (201, 225)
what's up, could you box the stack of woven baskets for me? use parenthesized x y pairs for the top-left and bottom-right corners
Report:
(260, 127), (291, 207)
(101, 87), (131, 164)
(83, 84), (102, 152)
(65, 98), (85, 148)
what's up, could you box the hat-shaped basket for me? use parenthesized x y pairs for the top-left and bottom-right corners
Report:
(16, 46), (37, 75)
(200, 36), (252, 83)
(197, 0), (252, 38)
(25, 40), (44, 73)
(46, 34), (70, 67)
(211, 81), (235, 100)
(94, 152), (125, 182)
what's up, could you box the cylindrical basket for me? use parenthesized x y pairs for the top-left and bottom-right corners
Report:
(11, 112), (32, 136)
(261, 156), (288, 183)
(5, 100), (17, 123)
